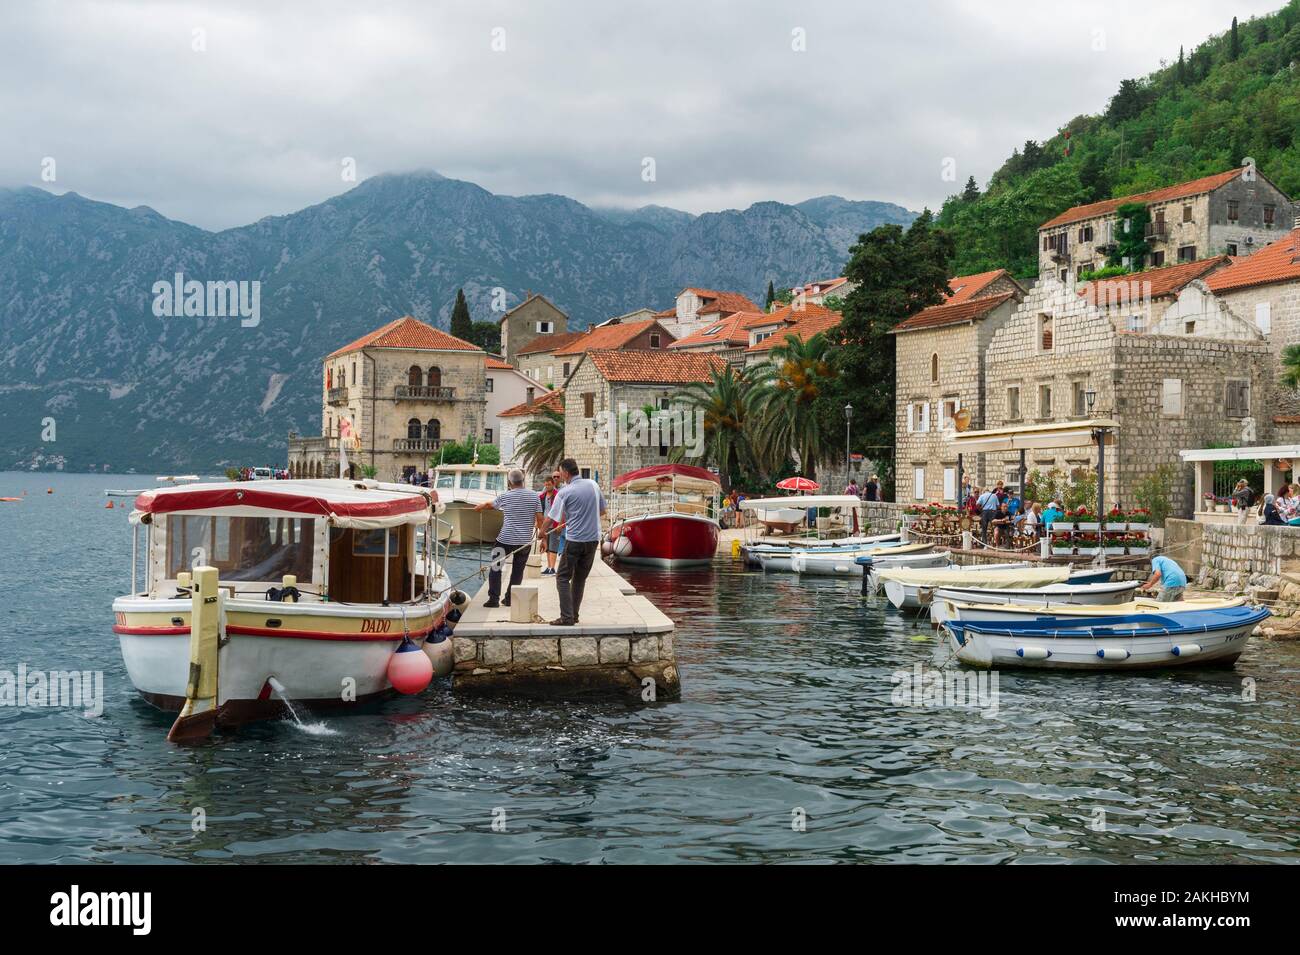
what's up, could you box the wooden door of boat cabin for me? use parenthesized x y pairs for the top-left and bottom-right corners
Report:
(327, 526), (411, 604)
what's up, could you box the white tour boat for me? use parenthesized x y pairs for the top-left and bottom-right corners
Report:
(431, 463), (513, 543)
(111, 479), (457, 737)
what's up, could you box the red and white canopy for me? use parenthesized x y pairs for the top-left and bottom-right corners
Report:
(612, 464), (721, 494)
(131, 479), (435, 528)
(775, 476), (820, 492)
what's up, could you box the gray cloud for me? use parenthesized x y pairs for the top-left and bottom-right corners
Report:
(1, 0), (1281, 230)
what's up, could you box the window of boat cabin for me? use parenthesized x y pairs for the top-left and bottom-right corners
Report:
(435, 471), (455, 490)
(484, 471), (506, 492)
(165, 515), (315, 583)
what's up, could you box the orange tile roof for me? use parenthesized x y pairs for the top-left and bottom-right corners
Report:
(1205, 229), (1300, 294)
(891, 292), (1017, 334)
(695, 289), (762, 316)
(516, 331), (586, 356)
(667, 312), (751, 349)
(740, 309), (788, 330)
(1082, 256), (1231, 305)
(486, 356), (514, 370)
(654, 307), (678, 319)
(1040, 168), (1244, 230)
(944, 269), (1010, 304)
(794, 277), (849, 296)
(326, 316), (482, 358)
(553, 318), (674, 356)
(746, 303), (843, 352)
(584, 349), (725, 383)
(498, 388), (563, 418)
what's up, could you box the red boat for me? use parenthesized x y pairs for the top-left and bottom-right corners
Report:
(605, 464), (721, 568)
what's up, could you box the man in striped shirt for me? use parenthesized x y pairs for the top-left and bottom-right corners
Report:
(474, 468), (542, 608)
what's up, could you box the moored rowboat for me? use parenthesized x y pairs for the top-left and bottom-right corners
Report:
(943, 603), (1268, 670)
(928, 579), (1140, 624)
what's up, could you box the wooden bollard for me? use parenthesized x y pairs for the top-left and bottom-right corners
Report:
(167, 565), (222, 743)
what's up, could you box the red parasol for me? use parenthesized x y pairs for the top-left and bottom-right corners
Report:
(776, 476), (820, 493)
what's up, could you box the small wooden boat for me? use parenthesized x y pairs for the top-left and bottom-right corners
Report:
(938, 594), (1242, 624)
(943, 603), (1269, 670)
(929, 579), (1140, 624)
(792, 547), (948, 577)
(758, 540), (927, 573)
(878, 564), (1052, 610)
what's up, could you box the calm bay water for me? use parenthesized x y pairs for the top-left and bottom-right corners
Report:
(1, 472), (1297, 864)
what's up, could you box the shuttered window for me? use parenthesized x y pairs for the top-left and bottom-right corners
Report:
(1225, 380), (1250, 419)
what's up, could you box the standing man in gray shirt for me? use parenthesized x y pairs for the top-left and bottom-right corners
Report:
(541, 457), (606, 626)
(474, 467), (542, 608)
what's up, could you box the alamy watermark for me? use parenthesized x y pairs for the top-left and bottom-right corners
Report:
(152, 271), (260, 327)
(891, 662), (999, 717)
(594, 403), (705, 458)
(0, 665), (104, 717)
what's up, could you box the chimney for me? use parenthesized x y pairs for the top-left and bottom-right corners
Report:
(526, 386), (535, 404)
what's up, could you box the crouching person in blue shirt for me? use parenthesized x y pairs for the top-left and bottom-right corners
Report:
(1141, 554), (1187, 602)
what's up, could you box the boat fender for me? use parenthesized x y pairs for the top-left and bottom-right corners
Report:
(388, 635), (433, 694)
(1015, 646), (1052, 660)
(447, 607), (462, 624)
(1095, 648), (1131, 660)
(1170, 643), (1202, 657)
(612, 536), (633, 558)
(449, 590), (469, 608)
(265, 585), (301, 603)
(601, 539), (614, 556)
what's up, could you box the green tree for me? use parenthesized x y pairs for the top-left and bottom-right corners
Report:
(432, 439), (500, 466)
(748, 332), (840, 479)
(468, 321), (501, 354)
(450, 288), (473, 340)
(1230, 16), (1240, 60)
(1108, 201), (1151, 268)
(514, 408), (565, 476)
(1280, 343), (1300, 390)
(834, 212), (955, 487)
(961, 175), (980, 202)
(670, 364), (762, 488)
(1176, 46), (1186, 85)
(764, 279), (776, 310)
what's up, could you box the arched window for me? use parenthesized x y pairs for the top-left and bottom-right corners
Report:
(427, 366), (442, 389)
(408, 365), (423, 389)
(931, 353), (939, 384)
(407, 417), (422, 440)
(426, 419), (441, 442)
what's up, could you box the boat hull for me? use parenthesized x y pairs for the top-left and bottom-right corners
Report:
(443, 502), (502, 545)
(609, 512), (718, 568)
(111, 593), (449, 722)
(944, 618), (1259, 670)
(795, 550), (947, 577)
(929, 581), (1140, 624)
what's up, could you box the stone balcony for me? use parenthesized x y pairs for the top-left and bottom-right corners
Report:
(327, 387), (350, 404)
(395, 385), (456, 401)
(393, 437), (445, 453)
(289, 435), (339, 453)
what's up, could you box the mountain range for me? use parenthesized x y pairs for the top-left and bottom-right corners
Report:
(0, 171), (914, 471)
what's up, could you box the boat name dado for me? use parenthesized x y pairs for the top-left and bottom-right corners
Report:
(0, 665), (103, 717)
(151, 271), (261, 328)
(359, 618), (393, 633)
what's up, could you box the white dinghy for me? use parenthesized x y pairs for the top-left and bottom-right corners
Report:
(929, 579), (1140, 624)
(791, 547), (947, 577)
(877, 564), (1053, 611)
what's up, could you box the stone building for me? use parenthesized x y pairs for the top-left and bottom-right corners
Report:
(514, 331), (586, 388)
(892, 269), (1026, 502)
(562, 349), (724, 489)
(1206, 227), (1300, 418)
(287, 316), (487, 482)
(791, 276), (856, 307)
(655, 287), (761, 340)
(515, 317), (676, 388)
(666, 310), (759, 366)
(1037, 167), (1296, 282)
(498, 293), (569, 366)
(981, 269), (1272, 515)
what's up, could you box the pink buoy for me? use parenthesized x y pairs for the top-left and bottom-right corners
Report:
(387, 635), (433, 694)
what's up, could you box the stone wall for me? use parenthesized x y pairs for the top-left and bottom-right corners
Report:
(501, 296), (568, 366)
(1167, 517), (1300, 592)
(1216, 277), (1300, 414)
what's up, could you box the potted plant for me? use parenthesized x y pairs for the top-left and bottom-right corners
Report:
(1074, 532), (1101, 555)
(1126, 534), (1151, 556)
(1103, 534), (1127, 557)
(1051, 535), (1075, 556)
(1126, 507), (1151, 533)
(1217, 495), (1234, 514)
(1202, 492), (1216, 513)
(1072, 506), (1100, 532)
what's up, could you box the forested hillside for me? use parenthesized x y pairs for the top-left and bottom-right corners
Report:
(939, 1), (1300, 277)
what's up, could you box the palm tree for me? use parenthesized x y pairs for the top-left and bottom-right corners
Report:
(670, 364), (762, 488)
(515, 407), (565, 476)
(1281, 344), (1300, 391)
(748, 332), (839, 479)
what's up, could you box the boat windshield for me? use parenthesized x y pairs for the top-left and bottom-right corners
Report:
(165, 515), (315, 582)
(484, 471), (505, 492)
(435, 472), (455, 490)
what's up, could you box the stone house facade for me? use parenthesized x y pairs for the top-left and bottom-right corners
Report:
(1037, 167), (1296, 281)
(498, 294), (569, 366)
(497, 388), (563, 481)
(287, 316), (487, 482)
(892, 270), (1026, 502)
(485, 356), (550, 452)
(516, 317), (677, 389)
(563, 349), (724, 490)
(657, 287), (761, 340)
(982, 275), (1271, 515)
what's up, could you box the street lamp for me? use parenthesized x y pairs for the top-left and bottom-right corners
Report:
(844, 403), (853, 479)
(1085, 389), (1097, 415)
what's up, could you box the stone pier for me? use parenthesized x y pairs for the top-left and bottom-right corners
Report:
(449, 558), (679, 699)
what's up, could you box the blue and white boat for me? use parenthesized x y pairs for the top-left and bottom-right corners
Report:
(943, 603), (1269, 670)
(792, 547), (949, 577)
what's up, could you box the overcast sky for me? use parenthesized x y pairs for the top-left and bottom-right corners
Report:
(1, 0), (1283, 230)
